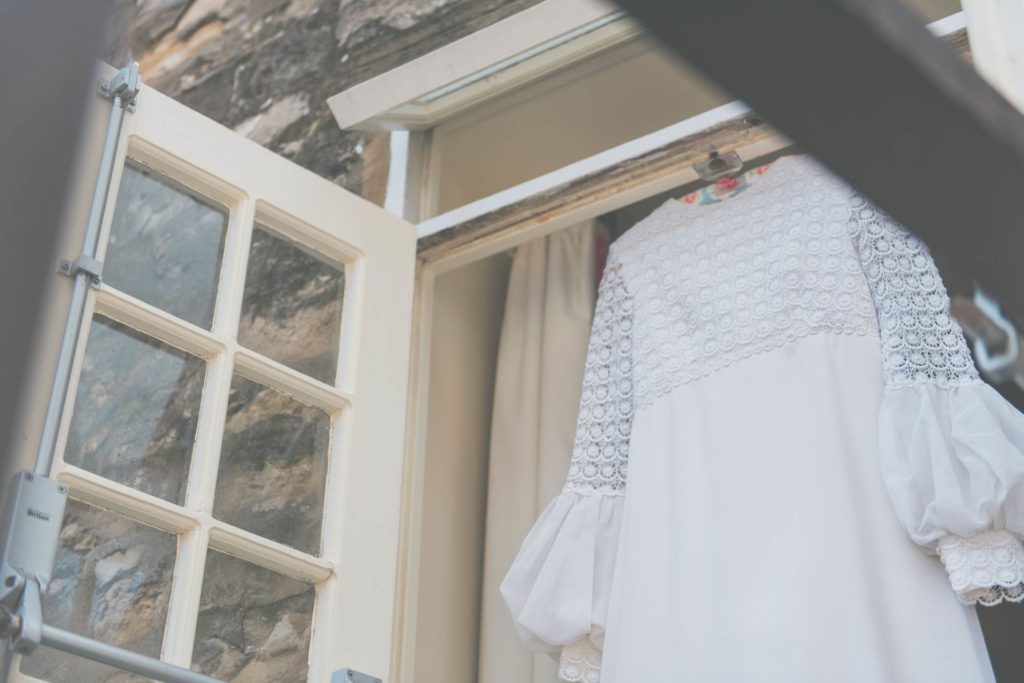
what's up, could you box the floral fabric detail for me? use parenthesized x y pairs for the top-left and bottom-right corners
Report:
(680, 164), (771, 206)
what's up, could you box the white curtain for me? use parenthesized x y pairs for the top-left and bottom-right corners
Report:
(478, 221), (599, 683)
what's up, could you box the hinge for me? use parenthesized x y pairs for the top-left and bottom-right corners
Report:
(59, 254), (103, 288)
(331, 669), (382, 683)
(0, 471), (69, 654)
(99, 61), (141, 112)
(953, 289), (1024, 387)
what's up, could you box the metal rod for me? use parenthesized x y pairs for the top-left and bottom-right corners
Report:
(33, 94), (126, 476)
(39, 623), (221, 683)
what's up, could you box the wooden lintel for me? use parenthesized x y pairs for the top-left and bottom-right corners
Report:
(417, 115), (773, 260)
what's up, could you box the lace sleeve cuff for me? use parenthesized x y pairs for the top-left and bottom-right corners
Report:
(559, 638), (602, 682)
(937, 531), (1024, 606)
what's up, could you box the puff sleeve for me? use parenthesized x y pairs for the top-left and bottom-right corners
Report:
(848, 193), (1024, 606)
(501, 250), (634, 681)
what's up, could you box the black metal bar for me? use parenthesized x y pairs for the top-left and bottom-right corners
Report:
(613, 0), (1024, 322)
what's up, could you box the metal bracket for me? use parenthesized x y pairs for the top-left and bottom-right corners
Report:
(59, 254), (103, 288)
(0, 472), (68, 655)
(694, 149), (744, 181)
(11, 580), (41, 654)
(332, 669), (382, 683)
(99, 61), (141, 112)
(970, 290), (1024, 386)
(951, 289), (1024, 389)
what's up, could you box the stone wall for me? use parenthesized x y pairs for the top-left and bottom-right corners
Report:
(104, 0), (543, 204)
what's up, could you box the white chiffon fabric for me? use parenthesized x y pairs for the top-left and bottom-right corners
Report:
(479, 222), (598, 683)
(881, 383), (1024, 606)
(879, 383), (1024, 546)
(600, 334), (996, 682)
(501, 154), (1024, 681)
(502, 493), (622, 654)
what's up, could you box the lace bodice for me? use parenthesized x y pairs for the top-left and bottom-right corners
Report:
(564, 154), (978, 496)
(617, 157), (881, 409)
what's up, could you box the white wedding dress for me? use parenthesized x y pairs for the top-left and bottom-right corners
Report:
(501, 154), (1024, 682)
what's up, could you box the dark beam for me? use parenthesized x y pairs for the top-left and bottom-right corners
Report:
(0, 1), (112, 484)
(614, 0), (1024, 322)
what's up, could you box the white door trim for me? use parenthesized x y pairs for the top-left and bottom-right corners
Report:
(328, 0), (627, 131)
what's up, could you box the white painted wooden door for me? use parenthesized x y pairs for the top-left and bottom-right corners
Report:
(16, 69), (416, 683)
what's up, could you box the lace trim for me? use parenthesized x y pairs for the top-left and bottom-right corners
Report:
(564, 259), (634, 494)
(845, 193), (979, 389)
(882, 376), (985, 393)
(561, 486), (625, 497)
(614, 154), (879, 411)
(937, 531), (1024, 606)
(559, 638), (602, 683)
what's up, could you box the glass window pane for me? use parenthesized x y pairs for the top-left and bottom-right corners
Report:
(64, 316), (205, 504)
(214, 374), (329, 555)
(20, 499), (176, 683)
(193, 551), (315, 682)
(238, 226), (345, 384)
(105, 163), (227, 329)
